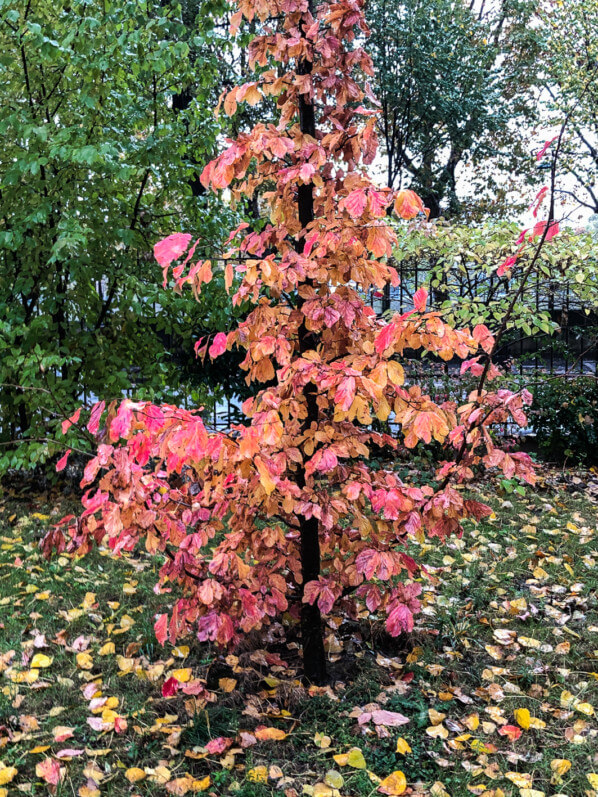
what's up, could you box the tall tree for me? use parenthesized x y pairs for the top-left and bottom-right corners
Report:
(367, 0), (540, 218)
(537, 0), (598, 216)
(49, 0), (536, 682)
(0, 0), (234, 472)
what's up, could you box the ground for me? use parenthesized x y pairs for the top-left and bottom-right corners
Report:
(1, 469), (597, 797)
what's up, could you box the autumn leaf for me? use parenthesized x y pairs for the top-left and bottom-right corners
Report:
(378, 771), (407, 795)
(333, 747), (367, 769)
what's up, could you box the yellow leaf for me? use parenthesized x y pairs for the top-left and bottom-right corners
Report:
(81, 592), (96, 610)
(378, 770), (407, 796)
(254, 726), (287, 741)
(173, 646), (189, 658)
(99, 642), (115, 656)
(0, 765), (17, 786)
(324, 770), (344, 788)
(218, 677), (237, 692)
(30, 653), (53, 668)
(395, 737), (412, 755)
(428, 709), (446, 726)
(518, 637), (541, 649)
(125, 768), (146, 783)
(426, 724), (449, 739)
(314, 732), (331, 749)
(575, 702), (595, 716)
(514, 708), (531, 730)
(519, 791), (545, 797)
(505, 772), (533, 788)
(588, 773), (598, 788)
(172, 668), (192, 683)
(247, 766), (268, 783)
(191, 775), (210, 792)
(550, 758), (571, 784)
(463, 713), (479, 731)
(76, 652), (94, 670)
(528, 716), (546, 729)
(333, 747), (366, 769)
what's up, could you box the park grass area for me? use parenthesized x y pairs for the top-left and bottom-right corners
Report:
(1, 470), (597, 797)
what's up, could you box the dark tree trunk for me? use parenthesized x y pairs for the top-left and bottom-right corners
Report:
(294, 6), (327, 685)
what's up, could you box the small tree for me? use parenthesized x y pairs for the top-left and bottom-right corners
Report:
(47, 0), (535, 682)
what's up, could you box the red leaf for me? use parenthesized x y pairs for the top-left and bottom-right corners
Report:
(162, 677), (179, 697)
(56, 449), (71, 472)
(61, 407), (81, 435)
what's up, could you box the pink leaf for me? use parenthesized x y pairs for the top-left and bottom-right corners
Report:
(162, 676), (179, 697)
(413, 287), (428, 312)
(209, 332), (227, 358)
(536, 135), (558, 162)
(154, 613), (168, 645)
(154, 233), (192, 267)
(87, 401), (105, 435)
(386, 602), (414, 635)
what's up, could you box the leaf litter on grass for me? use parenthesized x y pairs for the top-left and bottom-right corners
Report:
(0, 472), (597, 796)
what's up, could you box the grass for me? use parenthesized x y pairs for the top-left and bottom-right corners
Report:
(0, 471), (597, 796)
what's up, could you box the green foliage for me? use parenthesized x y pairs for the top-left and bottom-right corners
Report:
(393, 221), (598, 344)
(538, 0), (598, 215)
(366, 0), (540, 218)
(0, 0), (239, 473)
(531, 376), (598, 464)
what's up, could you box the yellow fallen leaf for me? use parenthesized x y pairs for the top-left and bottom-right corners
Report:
(505, 772), (532, 788)
(247, 766), (268, 783)
(519, 791), (545, 797)
(218, 677), (236, 692)
(314, 732), (331, 749)
(99, 642), (115, 656)
(30, 653), (53, 669)
(588, 773), (598, 788)
(173, 646), (189, 658)
(378, 770), (407, 795)
(426, 724), (449, 739)
(395, 737), (412, 755)
(324, 770), (344, 788)
(333, 747), (366, 769)
(191, 775), (210, 791)
(514, 708), (531, 730)
(463, 713), (479, 731)
(428, 709), (446, 725)
(575, 702), (595, 716)
(76, 652), (94, 670)
(254, 726), (287, 741)
(518, 636), (541, 649)
(0, 765), (17, 786)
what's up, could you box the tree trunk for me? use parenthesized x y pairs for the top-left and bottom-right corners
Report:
(295, 7), (327, 685)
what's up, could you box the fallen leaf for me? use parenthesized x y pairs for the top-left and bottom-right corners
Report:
(378, 770), (407, 795)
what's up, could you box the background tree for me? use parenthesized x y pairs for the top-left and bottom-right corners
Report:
(537, 0), (598, 216)
(367, 0), (541, 218)
(0, 0), (236, 473)
(50, 0), (537, 683)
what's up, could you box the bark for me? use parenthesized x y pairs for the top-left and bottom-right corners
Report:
(295, 5), (327, 685)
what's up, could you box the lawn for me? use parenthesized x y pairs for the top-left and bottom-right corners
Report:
(1, 469), (597, 797)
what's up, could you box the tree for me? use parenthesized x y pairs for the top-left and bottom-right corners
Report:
(537, 0), (598, 216)
(367, 0), (540, 218)
(47, 0), (537, 682)
(0, 0), (235, 473)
